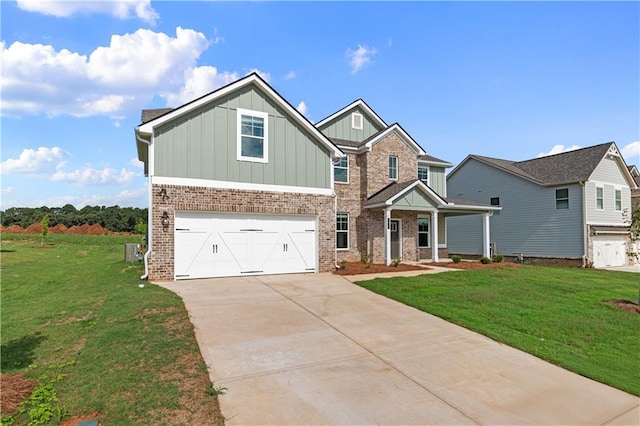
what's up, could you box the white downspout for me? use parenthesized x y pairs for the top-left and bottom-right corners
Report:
(581, 181), (587, 267)
(138, 131), (153, 280)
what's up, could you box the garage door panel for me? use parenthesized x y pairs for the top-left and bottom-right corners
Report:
(174, 213), (317, 279)
(593, 236), (627, 268)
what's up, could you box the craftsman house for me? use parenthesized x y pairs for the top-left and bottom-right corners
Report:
(135, 73), (498, 280)
(447, 143), (637, 267)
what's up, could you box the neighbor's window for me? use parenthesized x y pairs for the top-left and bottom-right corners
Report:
(418, 165), (429, 184)
(336, 213), (349, 249)
(389, 156), (398, 180)
(334, 155), (348, 183)
(418, 218), (430, 248)
(490, 197), (500, 215)
(556, 188), (569, 209)
(237, 108), (268, 162)
(615, 189), (622, 211)
(351, 112), (363, 130)
(596, 187), (604, 210)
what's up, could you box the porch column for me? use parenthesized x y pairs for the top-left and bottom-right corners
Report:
(384, 208), (392, 265)
(483, 212), (491, 258)
(431, 211), (439, 262)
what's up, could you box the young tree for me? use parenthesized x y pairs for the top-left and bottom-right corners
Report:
(40, 214), (49, 246)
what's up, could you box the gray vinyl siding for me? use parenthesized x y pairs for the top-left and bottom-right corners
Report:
(447, 159), (584, 258)
(153, 86), (331, 189)
(318, 107), (383, 142)
(430, 167), (446, 196)
(585, 157), (632, 224)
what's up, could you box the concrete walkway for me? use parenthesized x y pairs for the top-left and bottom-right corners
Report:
(159, 273), (639, 425)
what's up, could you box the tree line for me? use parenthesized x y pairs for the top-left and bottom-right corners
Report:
(1, 205), (148, 233)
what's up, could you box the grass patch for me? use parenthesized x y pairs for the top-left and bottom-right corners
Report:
(1, 234), (224, 425)
(355, 266), (640, 396)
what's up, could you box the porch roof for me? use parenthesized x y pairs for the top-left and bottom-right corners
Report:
(364, 180), (501, 214)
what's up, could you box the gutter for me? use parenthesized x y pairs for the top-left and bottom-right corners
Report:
(580, 181), (587, 267)
(137, 129), (153, 280)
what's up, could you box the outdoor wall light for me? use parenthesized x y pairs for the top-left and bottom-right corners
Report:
(158, 188), (168, 200)
(161, 211), (170, 230)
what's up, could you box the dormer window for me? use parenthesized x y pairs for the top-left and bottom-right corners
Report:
(351, 112), (363, 130)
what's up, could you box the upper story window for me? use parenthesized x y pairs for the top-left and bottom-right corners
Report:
(596, 187), (604, 210)
(555, 188), (569, 209)
(237, 108), (268, 163)
(615, 189), (622, 211)
(351, 112), (363, 130)
(334, 155), (349, 183)
(418, 165), (429, 184)
(389, 156), (398, 180)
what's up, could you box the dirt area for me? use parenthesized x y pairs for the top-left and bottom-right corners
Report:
(0, 223), (127, 235)
(611, 300), (640, 314)
(0, 373), (36, 415)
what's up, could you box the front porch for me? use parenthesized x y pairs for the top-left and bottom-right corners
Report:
(363, 180), (499, 265)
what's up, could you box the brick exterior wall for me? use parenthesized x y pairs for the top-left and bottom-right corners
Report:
(149, 184), (335, 281)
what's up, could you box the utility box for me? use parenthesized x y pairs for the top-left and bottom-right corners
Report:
(125, 243), (142, 262)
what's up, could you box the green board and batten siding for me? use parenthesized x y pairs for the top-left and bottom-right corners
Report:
(153, 86), (331, 189)
(429, 167), (446, 197)
(393, 188), (438, 211)
(318, 107), (384, 142)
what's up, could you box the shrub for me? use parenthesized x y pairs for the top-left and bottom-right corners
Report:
(451, 255), (462, 263)
(391, 258), (401, 267)
(493, 254), (504, 263)
(361, 253), (373, 268)
(339, 259), (347, 270)
(480, 256), (492, 264)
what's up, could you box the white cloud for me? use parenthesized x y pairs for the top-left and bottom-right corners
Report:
(245, 68), (271, 83)
(16, 0), (159, 25)
(1, 186), (14, 195)
(1, 146), (68, 174)
(537, 144), (581, 158)
(296, 101), (308, 117)
(621, 141), (640, 162)
(1, 27), (218, 117)
(283, 71), (297, 80)
(165, 66), (238, 106)
(129, 157), (144, 169)
(346, 44), (376, 75)
(51, 166), (139, 186)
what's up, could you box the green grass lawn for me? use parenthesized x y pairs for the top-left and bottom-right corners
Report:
(356, 266), (640, 396)
(1, 234), (223, 425)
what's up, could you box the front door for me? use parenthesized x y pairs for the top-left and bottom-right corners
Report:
(390, 219), (401, 260)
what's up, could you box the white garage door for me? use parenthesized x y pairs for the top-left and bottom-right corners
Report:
(174, 212), (317, 279)
(593, 235), (628, 268)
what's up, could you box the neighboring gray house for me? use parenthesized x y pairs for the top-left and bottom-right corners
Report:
(628, 164), (640, 208)
(447, 142), (637, 268)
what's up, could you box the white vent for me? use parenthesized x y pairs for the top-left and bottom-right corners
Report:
(351, 112), (363, 130)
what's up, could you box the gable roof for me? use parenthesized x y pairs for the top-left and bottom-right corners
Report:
(449, 142), (635, 187)
(315, 99), (387, 130)
(141, 108), (173, 124)
(136, 73), (343, 160)
(418, 154), (453, 168)
(329, 123), (428, 156)
(364, 180), (447, 209)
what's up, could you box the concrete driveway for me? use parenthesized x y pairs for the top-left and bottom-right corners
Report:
(159, 273), (639, 425)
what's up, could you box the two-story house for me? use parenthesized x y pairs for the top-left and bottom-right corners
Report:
(135, 73), (498, 281)
(447, 143), (637, 268)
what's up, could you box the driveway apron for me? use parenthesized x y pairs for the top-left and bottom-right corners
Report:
(158, 273), (639, 425)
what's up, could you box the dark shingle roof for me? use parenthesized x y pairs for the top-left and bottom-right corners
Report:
(418, 154), (453, 166)
(328, 137), (362, 148)
(473, 142), (614, 186)
(443, 198), (491, 207)
(141, 108), (174, 124)
(364, 181), (417, 207)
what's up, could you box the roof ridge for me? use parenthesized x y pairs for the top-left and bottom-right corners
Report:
(515, 141), (613, 165)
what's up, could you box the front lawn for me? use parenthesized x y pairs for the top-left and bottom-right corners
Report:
(1, 234), (224, 425)
(355, 266), (640, 396)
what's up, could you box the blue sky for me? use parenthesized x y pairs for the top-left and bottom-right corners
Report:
(2, 0), (639, 210)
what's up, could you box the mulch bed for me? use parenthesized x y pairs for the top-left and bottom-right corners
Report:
(333, 262), (430, 275)
(430, 261), (522, 270)
(0, 373), (36, 415)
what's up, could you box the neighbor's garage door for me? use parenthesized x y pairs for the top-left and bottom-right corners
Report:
(593, 235), (627, 268)
(174, 212), (317, 279)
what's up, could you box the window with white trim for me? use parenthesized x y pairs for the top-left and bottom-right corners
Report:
(334, 155), (348, 183)
(555, 188), (569, 209)
(615, 189), (622, 211)
(351, 112), (363, 130)
(418, 165), (429, 184)
(596, 187), (604, 210)
(389, 156), (398, 180)
(490, 197), (500, 215)
(418, 217), (430, 248)
(237, 108), (268, 162)
(336, 213), (349, 249)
